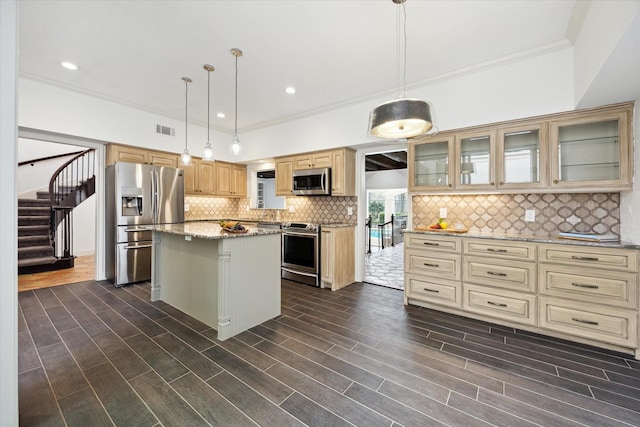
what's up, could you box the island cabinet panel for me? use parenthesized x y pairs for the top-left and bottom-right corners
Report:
(151, 229), (281, 341)
(404, 231), (640, 358)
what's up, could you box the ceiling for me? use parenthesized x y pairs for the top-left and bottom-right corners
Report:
(18, 1), (580, 135)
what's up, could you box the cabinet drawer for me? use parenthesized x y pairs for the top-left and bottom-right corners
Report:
(463, 284), (536, 326)
(405, 234), (461, 252)
(539, 265), (638, 309)
(539, 296), (638, 347)
(463, 256), (536, 291)
(405, 274), (461, 308)
(538, 244), (638, 272)
(405, 250), (461, 281)
(464, 239), (536, 261)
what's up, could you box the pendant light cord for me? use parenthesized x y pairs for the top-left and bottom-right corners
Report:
(184, 79), (188, 149)
(396, 2), (407, 98)
(234, 53), (238, 135)
(207, 69), (210, 143)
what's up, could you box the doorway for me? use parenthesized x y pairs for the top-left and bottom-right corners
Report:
(362, 149), (408, 290)
(17, 128), (106, 290)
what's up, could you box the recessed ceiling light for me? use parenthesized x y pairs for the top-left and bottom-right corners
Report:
(285, 87), (296, 95)
(217, 112), (226, 118)
(61, 61), (79, 71)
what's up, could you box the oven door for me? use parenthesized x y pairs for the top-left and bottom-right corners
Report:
(281, 231), (319, 286)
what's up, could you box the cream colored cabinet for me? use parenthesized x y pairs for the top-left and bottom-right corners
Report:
(538, 244), (638, 350)
(549, 106), (633, 192)
(320, 226), (355, 291)
(462, 239), (537, 326)
(275, 157), (294, 196)
(331, 148), (355, 196)
(294, 152), (332, 170)
(404, 234), (463, 308)
(408, 137), (455, 191)
(184, 158), (215, 195)
(404, 231), (640, 357)
(407, 102), (633, 194)
(215, 162), (247, 197)
(106, 144), (177, 167)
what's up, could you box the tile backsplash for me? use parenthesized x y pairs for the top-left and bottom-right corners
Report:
(412, 193), (620, 236)
(186, 195), (358, 225)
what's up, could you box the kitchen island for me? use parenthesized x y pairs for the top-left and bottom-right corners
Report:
(147, 222), (282, 340)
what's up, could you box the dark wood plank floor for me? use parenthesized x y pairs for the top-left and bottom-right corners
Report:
(18, 279), (640, 426)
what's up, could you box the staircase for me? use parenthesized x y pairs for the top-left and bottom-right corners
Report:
(18, 149), (96, 274)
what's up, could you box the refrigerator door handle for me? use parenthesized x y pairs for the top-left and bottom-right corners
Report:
(124, 244), (153, 250)
(150, 168), (157, 224)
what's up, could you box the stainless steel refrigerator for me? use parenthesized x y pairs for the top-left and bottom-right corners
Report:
(105, 162), (184, 286)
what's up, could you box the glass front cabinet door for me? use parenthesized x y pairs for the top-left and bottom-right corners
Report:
(409, 137), (454, 191)
(550, 110), (632, 191)
(455, 130), (496, 191)
(496, 123), (547, 191)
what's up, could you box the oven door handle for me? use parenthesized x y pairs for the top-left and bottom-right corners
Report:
(283, 231), (316, 237)
(282, 267), (318, 278)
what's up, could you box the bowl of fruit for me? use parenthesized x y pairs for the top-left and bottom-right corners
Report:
(219, 220), (248, 233)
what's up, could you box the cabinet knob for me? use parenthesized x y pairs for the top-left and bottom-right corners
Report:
(553, 179), (559, 184)
(490, 182), (495, 186)
(499, 182), (504, 185)
(448, 184), (452, 187)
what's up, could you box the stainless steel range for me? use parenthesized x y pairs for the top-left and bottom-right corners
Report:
(281, 222), (321, 287)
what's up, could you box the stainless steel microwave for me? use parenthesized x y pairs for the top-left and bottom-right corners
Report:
(292, 167), (331, 196)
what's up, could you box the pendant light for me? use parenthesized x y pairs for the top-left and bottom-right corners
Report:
(368, 0), (433, 139)
(202, 64), (215, 161)
(181, 76), (193, 166)
(230, 48), (243, 156)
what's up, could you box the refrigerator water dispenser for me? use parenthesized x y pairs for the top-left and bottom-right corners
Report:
(121, 195), (143, 216)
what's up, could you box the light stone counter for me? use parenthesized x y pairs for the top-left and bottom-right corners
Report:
(149, 221), (281, 340)
(404, 229), (640, 250)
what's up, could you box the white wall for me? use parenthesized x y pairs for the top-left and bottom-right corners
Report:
(365, 169), (407, 190)
(0, 1), (19, 424)
(573, 1), (640, 106)
(620, 96), (640, 244)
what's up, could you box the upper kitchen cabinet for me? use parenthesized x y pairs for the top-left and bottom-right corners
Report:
(215, 161), (247, 197)
(275, 157), (294, 196)
(549, 106), (632, 192)
(106, 144), (177, 167)
(496, 122), (548, 191)
(184, 158), (216, 195)
(331, 148), (356, 196)
(408, 102), (633, 194)
(408, 136), (455, 191)
(294, 152), (332, 170)
(455, 130), (497, 191)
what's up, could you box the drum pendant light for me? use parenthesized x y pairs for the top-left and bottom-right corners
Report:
(181, 77), (193, 166)
(202, 64), (215, 161)
(230, 48), (243, 156)
(368, 0), (433, 139)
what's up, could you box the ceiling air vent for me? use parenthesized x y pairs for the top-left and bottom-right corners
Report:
(156, 124), (175, 136)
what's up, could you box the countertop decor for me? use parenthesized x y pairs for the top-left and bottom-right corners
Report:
(143, 221), (281, 240)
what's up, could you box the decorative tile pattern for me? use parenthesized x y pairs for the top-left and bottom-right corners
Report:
(412, 193), (620, 236)
(188, 196), (358, 225)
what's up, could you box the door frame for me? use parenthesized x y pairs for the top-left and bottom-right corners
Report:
(355, 142), (411, 283)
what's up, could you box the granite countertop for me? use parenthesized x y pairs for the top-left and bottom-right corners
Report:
(404, 228), (640, 250)
(145, 221), (281, 240)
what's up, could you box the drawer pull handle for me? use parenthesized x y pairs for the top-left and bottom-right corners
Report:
(487, 301), (507, 307)
(422, 242), (440, 246)
(571, 282), (599, 289)
(423, 288), (440, 293)
(487, 271), (507, 277)
(571, 317), (599, 326)
(487, 248), (507, 253)
(423, 263), (440, 268)
(571, 255), (599, 262)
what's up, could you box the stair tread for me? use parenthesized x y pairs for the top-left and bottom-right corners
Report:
(18, 245), (54, 252)
(18, 256), (57, 267)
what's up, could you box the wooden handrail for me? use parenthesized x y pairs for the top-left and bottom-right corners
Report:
(18, 150), (84, 167)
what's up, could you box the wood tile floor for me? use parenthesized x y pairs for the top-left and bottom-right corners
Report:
(19, 279), (640, 426)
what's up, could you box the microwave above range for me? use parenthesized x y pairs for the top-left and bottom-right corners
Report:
(292, 167), (331, 196)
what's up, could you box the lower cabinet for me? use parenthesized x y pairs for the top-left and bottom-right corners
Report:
(321, 226), (355, 291)
(404, 232), (640, 358)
